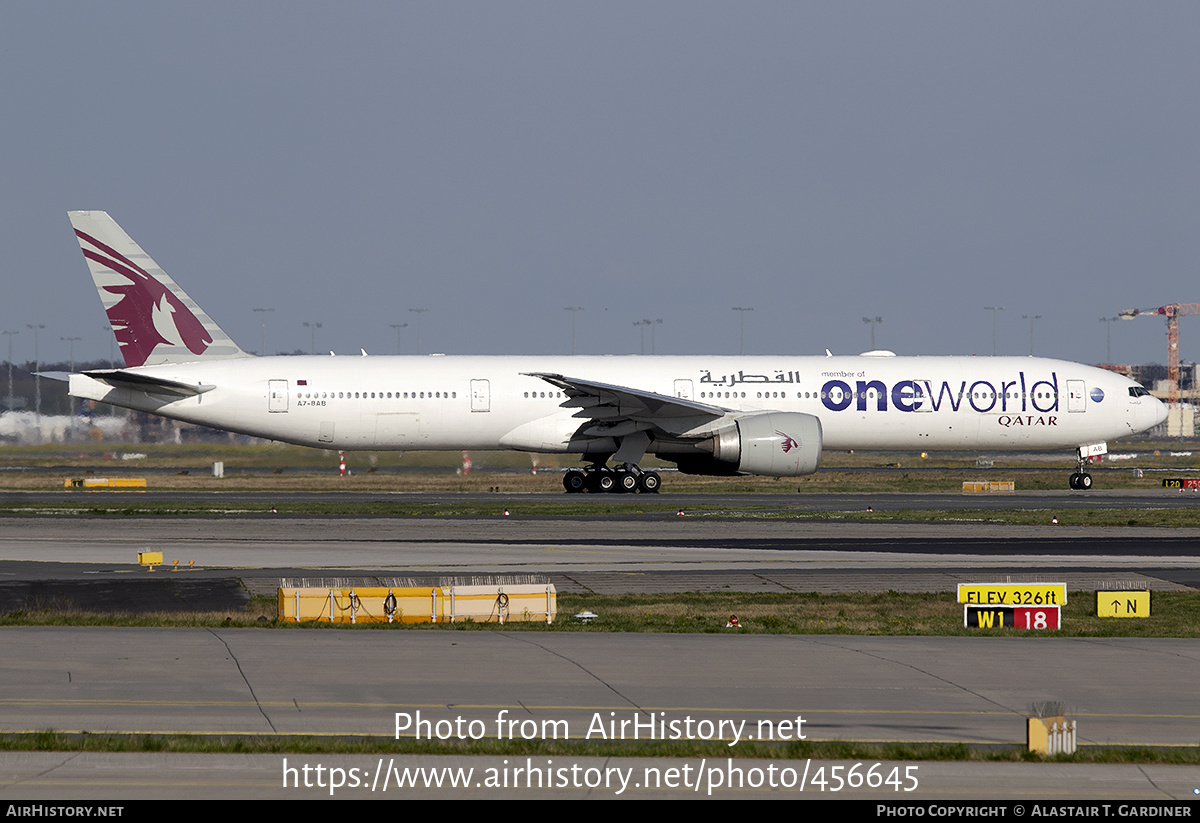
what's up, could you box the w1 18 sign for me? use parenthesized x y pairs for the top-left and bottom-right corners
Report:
(963, 605), (1060, 630)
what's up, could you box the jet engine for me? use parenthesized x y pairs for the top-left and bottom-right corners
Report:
(670, 412), (822, 477)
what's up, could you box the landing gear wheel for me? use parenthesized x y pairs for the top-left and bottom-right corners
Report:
(1078, 472), (1092, 490)
(563, 470), (586, 494)
(616, 470), (639, 494)
(638, 471), (661, 494)
(594, 470), (616, 494)
(1069, 472), (1081, 490)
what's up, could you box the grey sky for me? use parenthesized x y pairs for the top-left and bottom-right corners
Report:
(2, 2), (1197, 367)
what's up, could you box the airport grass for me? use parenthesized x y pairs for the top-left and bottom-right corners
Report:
(771, 507), (1200, 528)
(3, 440), (1195, 472)
(453, 591), (1200, 638)
(3, 591), (1198, 638)
(1, 438), (1198, 497)
(0, 499), (714, 517)
(3, 443), (1200, 519)
(0, 731), (1195, 763)
(6, 498), (1200, 527)
(0, 468), (1183, 496)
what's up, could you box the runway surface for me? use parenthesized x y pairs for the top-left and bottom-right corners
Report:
(0, 493), (1197, 800)
(0, 511), (1198, 607)
(0, 629), (1197, 799)
(4, 754), (1198, 800)
(6, 629), (1196, 743)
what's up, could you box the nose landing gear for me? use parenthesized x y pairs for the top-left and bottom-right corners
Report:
(1069, 450), (1094, 490)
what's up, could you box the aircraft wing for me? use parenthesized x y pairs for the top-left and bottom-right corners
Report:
(524, 372), (726, 437)
(81, 369), (215, 398)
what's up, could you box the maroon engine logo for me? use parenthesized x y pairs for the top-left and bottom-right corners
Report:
(76, 229), (212, 367)
(776, 431), (799, 453)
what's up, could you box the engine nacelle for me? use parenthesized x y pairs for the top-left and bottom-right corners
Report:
(673, 412), (822, 477)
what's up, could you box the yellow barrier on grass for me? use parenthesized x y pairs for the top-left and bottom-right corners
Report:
(1027, 716), (1076, 754)
(64, 477), (147, 490)
(278, 584), (556, 624)
(962, 480), (1014, 493)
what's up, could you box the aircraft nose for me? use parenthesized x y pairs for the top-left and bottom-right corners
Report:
(1154, 397), (1169, 426)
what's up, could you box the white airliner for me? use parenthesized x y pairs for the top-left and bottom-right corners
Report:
(65, 211), (1167, 493)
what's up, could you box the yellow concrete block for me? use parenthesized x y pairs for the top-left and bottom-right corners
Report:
(277, 584), (558, 624)
(64, 477), (147, 490)
(962, 480), (1014, 493)
(278, 587), (444, 624)
(445, 585), (557, 624)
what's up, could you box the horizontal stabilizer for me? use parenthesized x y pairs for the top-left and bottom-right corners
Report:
(81, 369), (215, 397)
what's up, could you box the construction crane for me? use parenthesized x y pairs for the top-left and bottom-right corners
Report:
(1118, 303), (1200, 406)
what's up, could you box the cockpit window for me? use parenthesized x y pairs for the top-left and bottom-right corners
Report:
(1128, 386), (1150, 397)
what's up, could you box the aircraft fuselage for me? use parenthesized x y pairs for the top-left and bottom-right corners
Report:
(69, 353), (1164, 455)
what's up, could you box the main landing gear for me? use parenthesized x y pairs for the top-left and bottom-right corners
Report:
(563, 464), (661, 494)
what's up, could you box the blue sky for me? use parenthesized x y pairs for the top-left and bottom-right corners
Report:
(3, 2), (1198, 365)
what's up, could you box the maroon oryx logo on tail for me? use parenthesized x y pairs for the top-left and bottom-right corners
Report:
(776, 431), (799, 452)
(76, 229), (212, 367)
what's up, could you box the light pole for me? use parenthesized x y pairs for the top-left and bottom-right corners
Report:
(103, 325), (115, 368)
(862, 316), (883, 350)
(984, 306), (1005, 356)
(732, 307), (753, 355)
(1022, 315), (1041, 355)
(634, 320), (650, 355)
(26, 323), (44, 416)
(60, 337), (81, 372)
(252, 308), (273, 356)
(649, 318), (662, 354)
(409, 308), (429, 355)
(390, 323), (408, 355)
(303, 321), (322, 355)
(2, 330), (16, 411)
(564, 307), (584, 354)
(1099, 317), (1118, 363)
(61, 337), (81, 414)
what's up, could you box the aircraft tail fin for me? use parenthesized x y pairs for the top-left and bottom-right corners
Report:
(68, 211), (249, 367)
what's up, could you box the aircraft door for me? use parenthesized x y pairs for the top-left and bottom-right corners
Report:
(913, 379), (932, 412)
(674, 379), (693, 400)
(268, 380), (288, 413)
(1066, 380), (1086, 413)
(471, 379), (490, 412)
